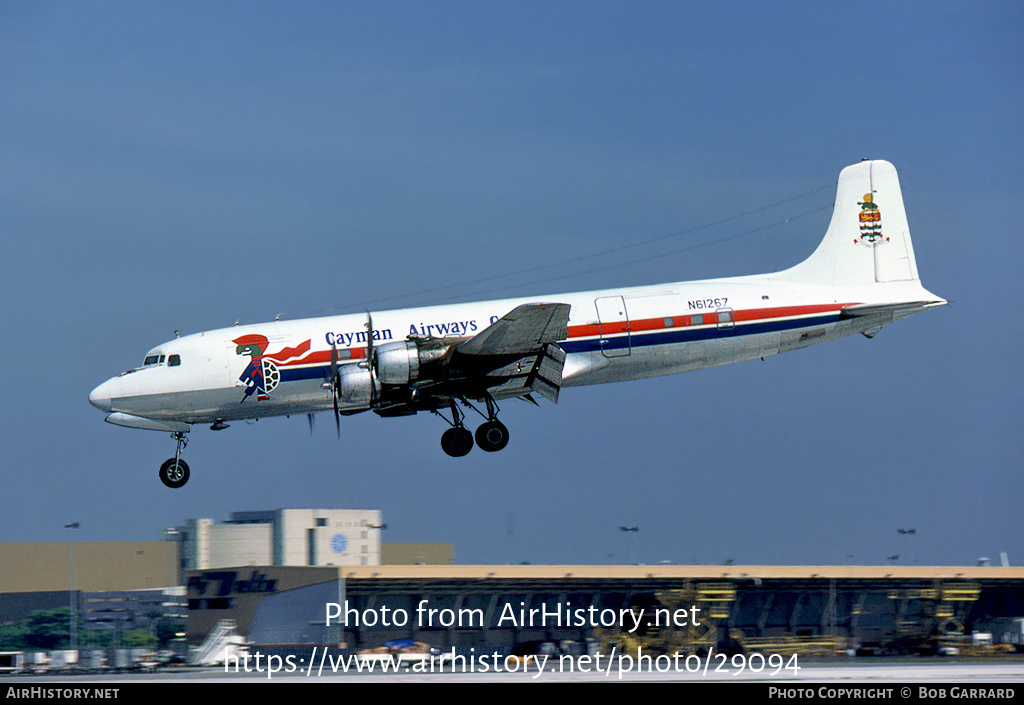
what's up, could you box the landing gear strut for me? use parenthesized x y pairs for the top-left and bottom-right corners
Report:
(437, 399), (473, 457)
(159, 432), (190, 489)
(434, 396), (510, 457)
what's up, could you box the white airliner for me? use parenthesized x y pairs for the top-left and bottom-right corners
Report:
(90, 159), (944, 488)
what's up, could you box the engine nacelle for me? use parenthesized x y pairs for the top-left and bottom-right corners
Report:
(374, 341), (421, 385)
(336, 340), (451, 408)
(337, 365), (373, 409)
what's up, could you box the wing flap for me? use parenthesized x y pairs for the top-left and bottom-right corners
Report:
(480, 343), (567, 403)
(532, 343), (566, 403)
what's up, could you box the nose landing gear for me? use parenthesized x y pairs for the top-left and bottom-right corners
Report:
(159, 432), (190, 489)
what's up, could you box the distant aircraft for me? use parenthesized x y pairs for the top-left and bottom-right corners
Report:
(90, 160), (944, 488)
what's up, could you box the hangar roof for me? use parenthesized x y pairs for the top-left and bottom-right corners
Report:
(333, 564), (1024, 581)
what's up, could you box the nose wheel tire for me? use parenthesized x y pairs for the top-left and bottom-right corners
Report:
(159, 458), (190, 489)
(475, 420), (509, 452)
(441, 427), (474, 457)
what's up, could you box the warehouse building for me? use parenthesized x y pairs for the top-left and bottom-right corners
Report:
(184, 563), (1024, 653)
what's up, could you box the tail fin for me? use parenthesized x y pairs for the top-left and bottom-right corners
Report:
(778, 160), (920, 286)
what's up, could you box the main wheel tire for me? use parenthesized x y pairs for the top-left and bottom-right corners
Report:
(159, 458), (190, 489)
(440, 427), (473, 457)
(475, 420), (510, 452)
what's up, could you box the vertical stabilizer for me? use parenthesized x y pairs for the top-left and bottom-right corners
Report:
(778, 160), (919, 286)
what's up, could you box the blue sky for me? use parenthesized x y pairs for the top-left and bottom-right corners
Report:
(1, 2), (1021, 567)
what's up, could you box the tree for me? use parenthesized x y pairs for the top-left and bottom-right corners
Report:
(120, 631), (157, 648)
(0, 623), (28, 650)
(155, 618), (185, 648)
(24, 609), (74, 650)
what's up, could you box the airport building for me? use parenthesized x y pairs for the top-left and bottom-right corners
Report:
(0, 542), (185, 632)
(183, 563), (1024, 653)
(3, 511), (1022, 656)
(176, 508), (388, 574)
(0, 508), (452, 629)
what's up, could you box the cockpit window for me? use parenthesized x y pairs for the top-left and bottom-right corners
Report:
(168, 354), (181, 367)
(144, 355), (160, 366)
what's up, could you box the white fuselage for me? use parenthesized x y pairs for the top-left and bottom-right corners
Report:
(87, 273), (930, 428)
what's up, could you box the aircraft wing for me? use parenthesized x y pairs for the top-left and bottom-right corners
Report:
(457, 303), (571, 355)
(455, 303), (571, 402)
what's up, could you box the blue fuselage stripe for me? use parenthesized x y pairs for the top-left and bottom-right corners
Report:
(559, 314), (841, 353)
(274, 314), (841, 377)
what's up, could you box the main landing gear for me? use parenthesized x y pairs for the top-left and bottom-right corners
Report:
(159, 431), (190, 489)
(435, 397), (509, 457)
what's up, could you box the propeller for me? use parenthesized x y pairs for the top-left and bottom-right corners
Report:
(307, 413), (315, 435)
(330, 343), (341, 438)
(364, 313), (378, 407)
(320, 315), (375, 440)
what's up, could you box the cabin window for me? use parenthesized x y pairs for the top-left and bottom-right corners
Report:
(690, 314), (704, 326)
(168, 354), (181, 367)
(716, 308), (736, 330)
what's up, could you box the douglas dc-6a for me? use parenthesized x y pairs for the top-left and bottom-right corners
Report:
(90, 160), (944, 488)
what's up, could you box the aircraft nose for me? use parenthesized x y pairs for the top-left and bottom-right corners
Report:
(89, 380), (113, 412)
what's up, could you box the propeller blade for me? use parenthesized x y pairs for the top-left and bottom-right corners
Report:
(307, 413), (315, 435)
(365, 312), (374, 362)
(330, 344), (341, 439)
(365, 312), (377, 407)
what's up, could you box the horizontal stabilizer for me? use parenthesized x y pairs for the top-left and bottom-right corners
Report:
(840, 300), (946, 325)
(841, 301), (943, 318)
